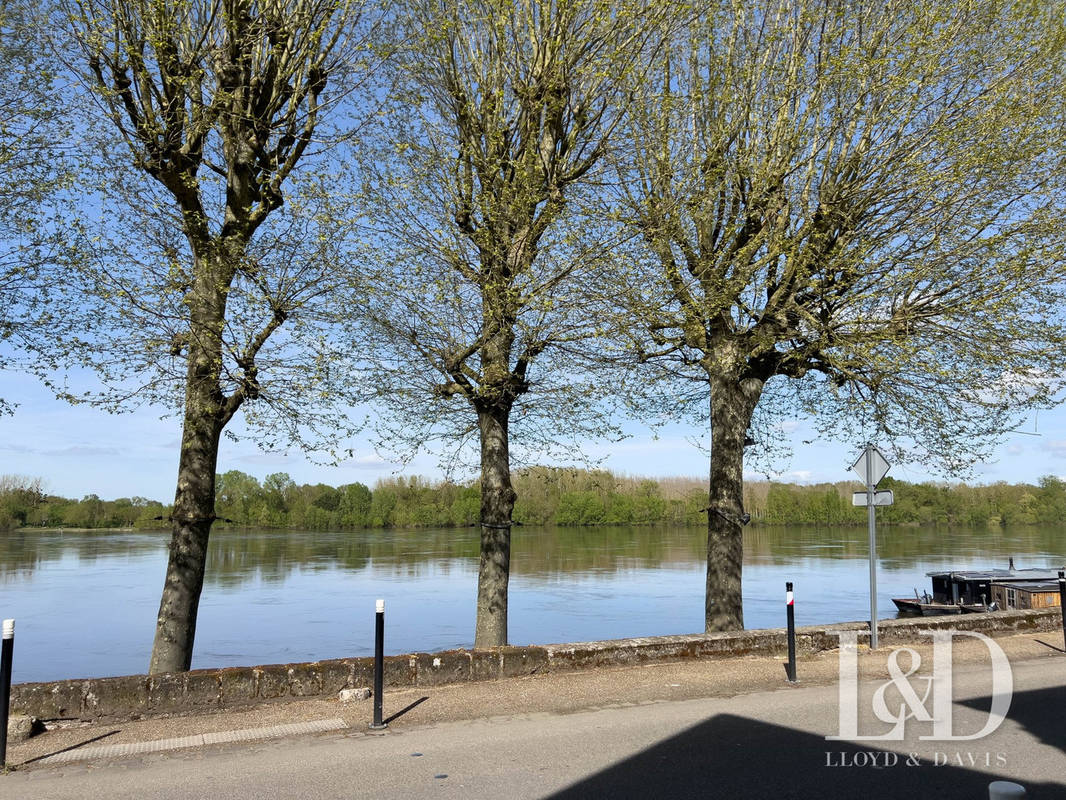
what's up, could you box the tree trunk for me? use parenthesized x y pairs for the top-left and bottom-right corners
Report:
(148, 405), (223, 673)
(149, 265), (228, 674)
(474, 403), (516, 648)
(705, 371), (763, 632)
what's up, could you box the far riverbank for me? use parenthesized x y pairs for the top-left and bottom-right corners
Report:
(5, 467), (1066, 531)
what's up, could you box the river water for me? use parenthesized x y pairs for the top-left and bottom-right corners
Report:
(1, 524), (1062, 682)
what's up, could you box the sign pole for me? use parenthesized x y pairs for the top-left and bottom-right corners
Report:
(852, 444), (890, 651)
(866, 449), (878, 650)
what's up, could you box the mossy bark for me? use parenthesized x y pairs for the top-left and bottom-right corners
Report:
(705, 370), (763, 633)
(474, 404), (516, 648)
(149, 261), (231, 674)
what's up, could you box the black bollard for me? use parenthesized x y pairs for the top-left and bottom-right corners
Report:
(1059, 572), (1065, 654)
(785, 583), (797, 682)
(1, 619), (13, 768)
(370, 599), (386, 730)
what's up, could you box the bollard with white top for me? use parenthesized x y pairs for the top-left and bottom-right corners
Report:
(785, 582), (797, 682)
(1, 619), (14, 768)
(370, 599), (386, 730)
(988, 781), (1027, 799)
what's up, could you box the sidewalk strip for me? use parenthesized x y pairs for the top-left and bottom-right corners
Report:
(38, 718), (349, 765)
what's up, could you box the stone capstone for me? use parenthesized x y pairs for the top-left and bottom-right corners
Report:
(8, 607), (1061, 724)
(7, 714), (42, 743)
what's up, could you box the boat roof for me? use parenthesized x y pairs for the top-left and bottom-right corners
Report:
(925, 568), (1064, 581)
(990, 580), (1062, 592)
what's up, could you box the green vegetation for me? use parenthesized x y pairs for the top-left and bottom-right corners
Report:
(610, 0), (1066, 633)
(5, 469), (1066, 532)
(53, 0), (378, 675)
(0, 475), (167, 530)
(357, 0), (667, 647)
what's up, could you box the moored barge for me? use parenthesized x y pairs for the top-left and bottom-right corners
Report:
(893, 561), (1064, 616)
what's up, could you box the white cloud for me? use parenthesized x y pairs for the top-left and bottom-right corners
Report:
(347, 453), (393, 469)
(44, 445), (122, 457)
(0, 442), (37, 454)
(235, 451), (297, 465)
(759, 469), (814, 483)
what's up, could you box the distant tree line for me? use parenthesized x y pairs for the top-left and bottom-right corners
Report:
(746, 475), (1066, 528)
(4, 469), (1066, 532)
(0, 475), (166, 530)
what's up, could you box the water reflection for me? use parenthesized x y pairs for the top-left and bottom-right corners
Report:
(3, 525), (1064, 585)
(0, 529), (164, 579)
(1, 524), (1062, 682)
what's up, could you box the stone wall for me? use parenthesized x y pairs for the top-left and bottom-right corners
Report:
(10, 608), (1062, 722)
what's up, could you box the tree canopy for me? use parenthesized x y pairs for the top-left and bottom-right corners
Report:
(611, 0), (1066, 630)
(0, 0), (71, 413)
(353, 0), (666, 646)
(55, 0), (377, 672)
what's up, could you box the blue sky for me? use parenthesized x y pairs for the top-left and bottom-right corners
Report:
(1, 368), (1062, 503)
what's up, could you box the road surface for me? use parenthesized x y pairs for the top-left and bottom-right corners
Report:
(5, 650), (1065, 798)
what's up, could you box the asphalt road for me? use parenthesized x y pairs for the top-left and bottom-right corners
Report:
(5, 653), (1065, 799)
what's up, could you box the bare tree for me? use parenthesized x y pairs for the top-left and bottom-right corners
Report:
(0, 0), (71, 413)
(59, 0), (374, 672)
(355, 0), (664, 647)
(614, 0), (1066, 631)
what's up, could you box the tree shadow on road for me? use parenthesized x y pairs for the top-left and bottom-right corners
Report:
(958, 683), (1066, 758)
(546, 712), (1062, 800)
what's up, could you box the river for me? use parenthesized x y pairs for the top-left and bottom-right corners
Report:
(0, 524), (1062, 682)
